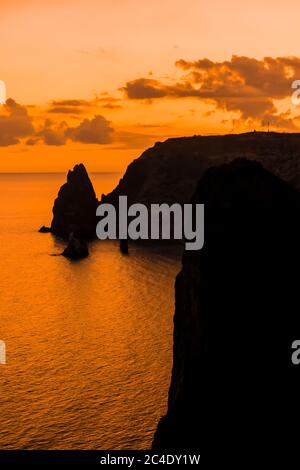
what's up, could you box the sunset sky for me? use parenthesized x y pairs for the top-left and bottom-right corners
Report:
(1, 0), (300, 172)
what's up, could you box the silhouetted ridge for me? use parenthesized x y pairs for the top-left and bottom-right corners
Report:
(51, 163), (99, 239)
(153, 158), (300, 461)
(103, 132), (300, 207)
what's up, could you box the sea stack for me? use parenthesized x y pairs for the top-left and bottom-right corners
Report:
(153, 158), (300, 458)
(120, 239), (129, 254)
(61, 232), (89, 259)
(51, 163), (99, 239)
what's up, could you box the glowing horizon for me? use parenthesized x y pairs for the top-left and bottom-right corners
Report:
(1, 0), (300, 172)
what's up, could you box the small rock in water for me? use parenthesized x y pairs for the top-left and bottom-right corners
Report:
(62, 232), (89, 260)
(38, 226), (51, 233)
(120, 239), (129, 254)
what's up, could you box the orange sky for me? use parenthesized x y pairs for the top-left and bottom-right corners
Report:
(1, 0), (300, 172)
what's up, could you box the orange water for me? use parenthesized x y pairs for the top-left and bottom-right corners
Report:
(0, 173), (180, 449)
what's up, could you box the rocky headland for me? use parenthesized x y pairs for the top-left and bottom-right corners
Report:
(103, 132), (300, 207)
(38, 133), (300, 454)
(43, 132), (300, 242)
(152, 158), (300, 458)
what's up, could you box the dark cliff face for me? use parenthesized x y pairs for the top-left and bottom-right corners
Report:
(51, 163), (99, 239)
(153, 158), (300, 457)
(103, 132), (300, 207)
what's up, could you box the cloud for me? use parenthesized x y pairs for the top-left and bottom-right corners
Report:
(122, 78), (205, 100)
(123, 56), (300, 129)
(48, 96), (123, 114)
(47, 99), (93, 116)
(65, 115), (114, 144)
(123, 79), (169, 99)
(36, 119), (68, 146)
(0, 97), (146, 149)
(96, 94), (123, 108)
(102, 103), (122, 110)
(0, 99), (34, 146)
(51, 99), (91, 107)
(26, 115), (114, 146)
(26, 119), (68, 146)
(48, 106), (83, 115)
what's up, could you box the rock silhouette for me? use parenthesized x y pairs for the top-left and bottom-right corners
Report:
(103, 132), (300, 208)
(38, 225), (51, 233)
(153, 158), (300, 461)
(120, 239), (129, 254)
(46, 133), (300, 246)
(61, 232), (89, 259)
(51, 163), (98, 239)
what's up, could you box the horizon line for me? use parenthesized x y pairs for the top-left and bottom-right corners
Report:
(0, 171), (123, 175)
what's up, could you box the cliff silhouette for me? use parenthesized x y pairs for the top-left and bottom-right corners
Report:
(39, 136), (300, 456)
(103, 132), (300, 207)
(152, 158), (300, 461)
(46, 133), (300, 243)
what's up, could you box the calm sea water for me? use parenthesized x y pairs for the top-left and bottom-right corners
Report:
(0, 173), (180, 450)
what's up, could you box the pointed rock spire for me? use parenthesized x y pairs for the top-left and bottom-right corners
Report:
(51, 163), (98, 239)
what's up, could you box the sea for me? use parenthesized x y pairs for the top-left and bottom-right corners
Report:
(0, 173), (180, 449)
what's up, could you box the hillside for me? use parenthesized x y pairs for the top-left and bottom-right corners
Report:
(103, 132), (300, 206)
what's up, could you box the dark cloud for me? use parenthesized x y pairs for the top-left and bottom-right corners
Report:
(51, 99), (91, 107)
(65, 115), (114, 144)
(26, 115), (114, 146)
(122, 78), (202, 100)
(0, 98), (134, 148)
(0, 99), (34, 146)
(48, 96), (123, 114)
(122, 79), (168, 99)
(102, 103), (122, 110)
(48, 106), (83, 115)
(33, 119), (68, 146)
(123, 56), (300, 129)
(48, 99), (92, 116)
